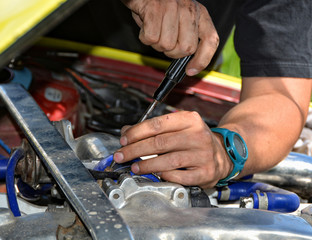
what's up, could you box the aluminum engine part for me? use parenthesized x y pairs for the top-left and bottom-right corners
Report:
(15, 139), (52, 188)
(1, 199), (312, 240)
(0, 208), (77, 240)
(102, 174), (190, 209)
(253, 152), (312, 199)
(2, 83), (312, 239)
(54, 120), (120, 165)
(301, 205), (312, 226)
(117, 193), (312, 240)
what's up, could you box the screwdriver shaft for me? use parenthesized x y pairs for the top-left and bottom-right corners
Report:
(109, 56), (192, 171)
(109, 100), (159, 170)
(138, 100), (159, 123)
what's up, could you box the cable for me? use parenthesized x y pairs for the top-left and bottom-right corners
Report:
(65, 68), (109, 111)
(6, 148), (25, 217)
(0, 138), (11, 154)
(88, 169), (121, 180)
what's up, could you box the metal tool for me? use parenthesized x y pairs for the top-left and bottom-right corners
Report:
(138, 55), (193, 122)
(109, 55), (193, 170)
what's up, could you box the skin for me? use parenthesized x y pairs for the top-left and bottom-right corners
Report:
(116, 0), (312, 189)
(121, 0), (219, 76)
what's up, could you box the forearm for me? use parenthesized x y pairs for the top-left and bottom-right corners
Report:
(218, 77), (312, 176)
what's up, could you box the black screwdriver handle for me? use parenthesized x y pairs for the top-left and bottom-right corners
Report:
(153, 55), (193, 102)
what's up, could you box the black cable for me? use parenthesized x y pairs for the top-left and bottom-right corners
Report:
(65, 69), (109, 111)
(88, 169), (121, 180)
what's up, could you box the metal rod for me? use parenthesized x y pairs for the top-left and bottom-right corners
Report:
(0, 83), (133, 240)
(138, 100), (159, 123)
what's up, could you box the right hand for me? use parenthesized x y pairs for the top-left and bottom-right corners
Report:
(121, 0), (219, 76)
(113, 111), (233, 189)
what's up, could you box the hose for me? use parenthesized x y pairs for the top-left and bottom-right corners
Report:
(0, 138), (11, 154)
(6, 148), (25, 217)
(94, 155), (161, 182)
(217, 181), (300, 213)
(0, 154), (8, 180)
(252, 152), (312, 199)
(0, 139), (11, 180)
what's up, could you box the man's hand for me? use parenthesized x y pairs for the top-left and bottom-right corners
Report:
(113, 77), (312, 188)
(121, 0), (219, 76)
(113, 111), (232, 189)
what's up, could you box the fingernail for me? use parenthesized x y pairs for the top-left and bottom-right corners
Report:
(114, 152), (124, 163)
(187, 68), (199, 76)
(120, 136), (128, 146)
(131, 163), (140, 173)
(121, 125), (131, 135)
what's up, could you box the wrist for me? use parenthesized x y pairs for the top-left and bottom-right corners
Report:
(211, 128), (248, 187)
(213, 132), (233, 179)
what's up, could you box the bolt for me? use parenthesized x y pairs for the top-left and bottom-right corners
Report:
(178, 192), (184, 199)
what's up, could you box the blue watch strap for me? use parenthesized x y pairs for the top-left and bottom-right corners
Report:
(211, 128), (248, 187)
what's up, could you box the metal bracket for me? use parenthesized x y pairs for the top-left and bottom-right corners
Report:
(0, 83), (133, 240)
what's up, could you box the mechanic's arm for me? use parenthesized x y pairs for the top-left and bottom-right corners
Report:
(118, 0), (312, 188)
(219, 77), (312, 176)
(113, 77), (312, 189)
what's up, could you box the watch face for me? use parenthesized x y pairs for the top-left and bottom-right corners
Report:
(233, 135), (247, 158)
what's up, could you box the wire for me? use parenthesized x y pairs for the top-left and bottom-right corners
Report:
(0, 138), (11, 154)
(65, 68), (109, 111)
(6, 148), (25, 217)
(88, 169), (121, 180)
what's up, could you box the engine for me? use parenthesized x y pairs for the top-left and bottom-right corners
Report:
(1, 50), (312, 240)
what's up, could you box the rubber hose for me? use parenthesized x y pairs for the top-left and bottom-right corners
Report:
(6, 148), (25, 217)
(218, 181), (300, 213)
(0, 138), (11, 154)
(0, 154), (9, 180)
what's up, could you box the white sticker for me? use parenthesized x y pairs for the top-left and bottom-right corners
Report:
(44, 87), (62, 102)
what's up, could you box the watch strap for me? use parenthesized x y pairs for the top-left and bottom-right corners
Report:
(211, 128), (248, 187)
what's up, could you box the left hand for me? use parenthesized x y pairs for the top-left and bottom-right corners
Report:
(121, 0), (219, 76)
(113, 111), (232, 189)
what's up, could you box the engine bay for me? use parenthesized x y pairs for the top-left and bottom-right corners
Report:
(1, 44), (312, 239)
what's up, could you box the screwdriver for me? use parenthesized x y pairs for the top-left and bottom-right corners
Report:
(108, 55), (193, 170)
(139, 54), (193, 122)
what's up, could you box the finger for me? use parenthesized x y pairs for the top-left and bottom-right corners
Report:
(164, 0), (199, 58)
(130, 150), (205, 175)
(160, 168), (218, 188)
(122, 0), (163, 45)
(120, 126), (211, 162)
(185, 5), (219, 76)
(151, 0), (179, 52)
(131, 12), (143, 28)
(121, 132), (186, 162)
(120, 122), (214, 162)
(138, 2), (163, 46)
(122, 111), (200, 145)
(120, 125), (132, 135)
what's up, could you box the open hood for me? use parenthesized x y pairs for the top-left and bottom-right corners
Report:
(0, 0), (87, 68)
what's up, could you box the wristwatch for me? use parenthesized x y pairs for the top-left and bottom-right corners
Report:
(211, 128), (248, 187)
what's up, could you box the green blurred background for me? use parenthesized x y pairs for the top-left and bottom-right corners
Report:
(220, 29), (241, 79)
